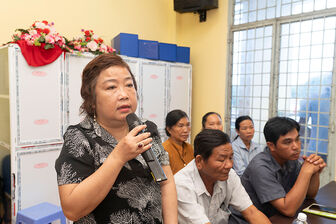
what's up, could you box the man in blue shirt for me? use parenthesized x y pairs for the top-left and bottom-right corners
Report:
(241, 117), (326, 217)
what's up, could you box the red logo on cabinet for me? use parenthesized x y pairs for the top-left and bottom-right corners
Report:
(149, 114), (157, 118)
(34, 163), (48, 169)
(34, 119), (49, 125)
(150, 74), (158, 79)
(32, 71), (47, 77)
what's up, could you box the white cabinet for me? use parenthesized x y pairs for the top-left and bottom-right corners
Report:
(167, 63), (192, 120)
(140, 61), (167, 131)
(0, 44), (191, 222)
(0, 45), (64, 221)
(65, 53), (95, 126)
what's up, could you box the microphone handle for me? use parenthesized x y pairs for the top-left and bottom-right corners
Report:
(141, 143), (167, 182)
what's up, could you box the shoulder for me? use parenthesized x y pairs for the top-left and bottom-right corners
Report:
(232, 137), (244, 150)
(63, 125), (87, 142)
(162, 139), (173, 153)
(245, 151), (273, 174)
(174, 160), (195, 184)
(227, 169), (240, 183)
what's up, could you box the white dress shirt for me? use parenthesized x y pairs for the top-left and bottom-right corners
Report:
(174, 159), (252, 224)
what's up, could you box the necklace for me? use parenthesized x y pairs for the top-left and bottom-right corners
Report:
(174, 143), (187, 166)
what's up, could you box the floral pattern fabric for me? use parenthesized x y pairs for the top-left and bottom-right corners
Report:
(55, 116), (169, 224)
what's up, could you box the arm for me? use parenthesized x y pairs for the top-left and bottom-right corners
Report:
(160, 165), (178, 224)
(59, 152), (125, 220)
(59, 125), (152, 221)
(270, 160), (320, 217)
(306, 172), (320, 198)
(242, 205), (271, 224)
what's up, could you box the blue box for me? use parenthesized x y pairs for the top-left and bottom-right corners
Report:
(113, 33), (138, 57)
(159, 43), (177, 62)
(138, 40), (159, 60)
(176, 46), (190, 63)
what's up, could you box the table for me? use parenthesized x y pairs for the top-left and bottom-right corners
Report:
(270, 181), (336, 224)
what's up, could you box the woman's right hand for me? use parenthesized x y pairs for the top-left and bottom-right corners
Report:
(112, 125), (153, 164)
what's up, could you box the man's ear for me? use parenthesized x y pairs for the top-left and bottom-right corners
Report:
(267, 142), (276, 152)
(195, 155), (204, 170)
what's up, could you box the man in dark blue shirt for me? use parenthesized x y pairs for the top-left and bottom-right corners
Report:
(241, 117), (326, 217)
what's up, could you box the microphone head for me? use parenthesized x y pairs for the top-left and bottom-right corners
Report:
(126, 113), (142, 130)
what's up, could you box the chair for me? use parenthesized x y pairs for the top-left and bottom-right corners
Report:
(16, 202), (66, 224)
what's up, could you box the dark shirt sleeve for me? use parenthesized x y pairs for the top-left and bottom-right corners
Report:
(248, 163), (286, 204)
(55, 126), (95, 185)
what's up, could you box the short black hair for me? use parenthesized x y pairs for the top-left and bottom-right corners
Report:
(202, 112), (222, 129)
(263, 116), (300, 145)
(194, 129), (231, 161)
(165, 109), (188, 136)
(235, 115), (253, 130)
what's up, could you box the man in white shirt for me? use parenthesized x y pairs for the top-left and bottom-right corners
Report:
(174, 129), (270, 224)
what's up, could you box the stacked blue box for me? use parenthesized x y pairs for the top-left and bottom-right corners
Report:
(113, 33), (139, 57)
(176, 46), (190, 63)
(159, 43), (177, 62)
(138, 40), (159, 60)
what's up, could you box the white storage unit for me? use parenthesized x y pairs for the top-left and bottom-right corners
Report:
(65, 53), (95, 126)
(0, 45), (64, 221)
(0, 44), (191, 222)
(167, 63), (192, 119)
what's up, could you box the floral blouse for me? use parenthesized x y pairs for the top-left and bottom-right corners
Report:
(55, 116), (170, 224)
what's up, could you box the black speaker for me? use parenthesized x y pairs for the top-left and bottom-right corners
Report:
(174, 0), (218, 13)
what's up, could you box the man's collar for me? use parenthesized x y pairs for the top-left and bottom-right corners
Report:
(235, 136), (259, 151)
(193, 161), (225, 197)
(266, 147), (297, 172)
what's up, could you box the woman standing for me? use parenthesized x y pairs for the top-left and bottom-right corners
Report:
(163, 110), (193, 175)
(55, 54), (177, 223)
(232, 116), (263, 176)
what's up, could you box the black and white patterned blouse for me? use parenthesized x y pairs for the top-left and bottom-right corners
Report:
(55, 116), (170, 224)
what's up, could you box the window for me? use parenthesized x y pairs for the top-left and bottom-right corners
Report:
(227, 0), (336, 185)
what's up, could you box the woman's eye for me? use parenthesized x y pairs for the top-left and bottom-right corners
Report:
(127, 83), (134, 88)
(107, 86), (116, 90)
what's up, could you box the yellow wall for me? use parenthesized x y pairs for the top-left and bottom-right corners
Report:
(176, 1), (229, 139)
(0, 0), (176, 45)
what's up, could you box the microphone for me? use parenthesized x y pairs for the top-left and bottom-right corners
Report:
(126, 113), (167, 182)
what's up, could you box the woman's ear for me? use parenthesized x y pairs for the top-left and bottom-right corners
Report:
(166, 127), (171, 135)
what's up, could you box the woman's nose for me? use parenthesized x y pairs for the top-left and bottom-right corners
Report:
(118, 87), (129, 100)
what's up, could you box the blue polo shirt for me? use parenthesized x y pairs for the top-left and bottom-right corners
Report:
(240, 147), (302, 217)
(232, 136), (264, 176)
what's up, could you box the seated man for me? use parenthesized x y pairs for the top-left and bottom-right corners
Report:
(241, 116), (326, 217)
(174, 129), (270, 224)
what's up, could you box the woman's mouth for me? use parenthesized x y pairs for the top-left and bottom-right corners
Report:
(118, 105), (131, 112)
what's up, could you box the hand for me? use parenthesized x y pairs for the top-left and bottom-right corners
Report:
(303, 154), (327, 173)
(301, 160), (320, 175)
(112, 125), (153, 164)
